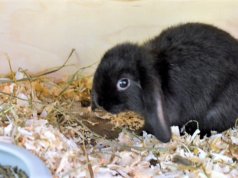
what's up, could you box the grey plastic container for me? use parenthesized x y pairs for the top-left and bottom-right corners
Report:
(0, 142), (52, 178)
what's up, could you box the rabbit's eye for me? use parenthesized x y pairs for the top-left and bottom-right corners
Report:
(117, 78), (130, 91)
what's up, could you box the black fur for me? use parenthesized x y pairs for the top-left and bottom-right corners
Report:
(92, 23), (238, 142)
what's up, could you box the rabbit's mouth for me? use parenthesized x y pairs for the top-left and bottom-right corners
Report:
(105, 104), (128, 114)
(93, 102), (127, 114)
(93, 100), (128, 115)
(91, 90), (128, 114)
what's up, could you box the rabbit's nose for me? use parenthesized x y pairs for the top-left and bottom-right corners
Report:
(91, 91), (99, 111)
(91, 91), (105, 111)
(91, 99), (105, 111)
(91, 100), (97, 111)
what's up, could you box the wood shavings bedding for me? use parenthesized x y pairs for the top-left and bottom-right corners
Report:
(0, 70), (238, 178)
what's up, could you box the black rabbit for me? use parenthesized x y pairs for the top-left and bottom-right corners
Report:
(91, 23), (238, 142)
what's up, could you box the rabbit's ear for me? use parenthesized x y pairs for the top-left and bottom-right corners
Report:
(143, 79), (171, 142)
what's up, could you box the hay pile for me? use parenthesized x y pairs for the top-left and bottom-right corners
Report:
(0, 65), (237, 177)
